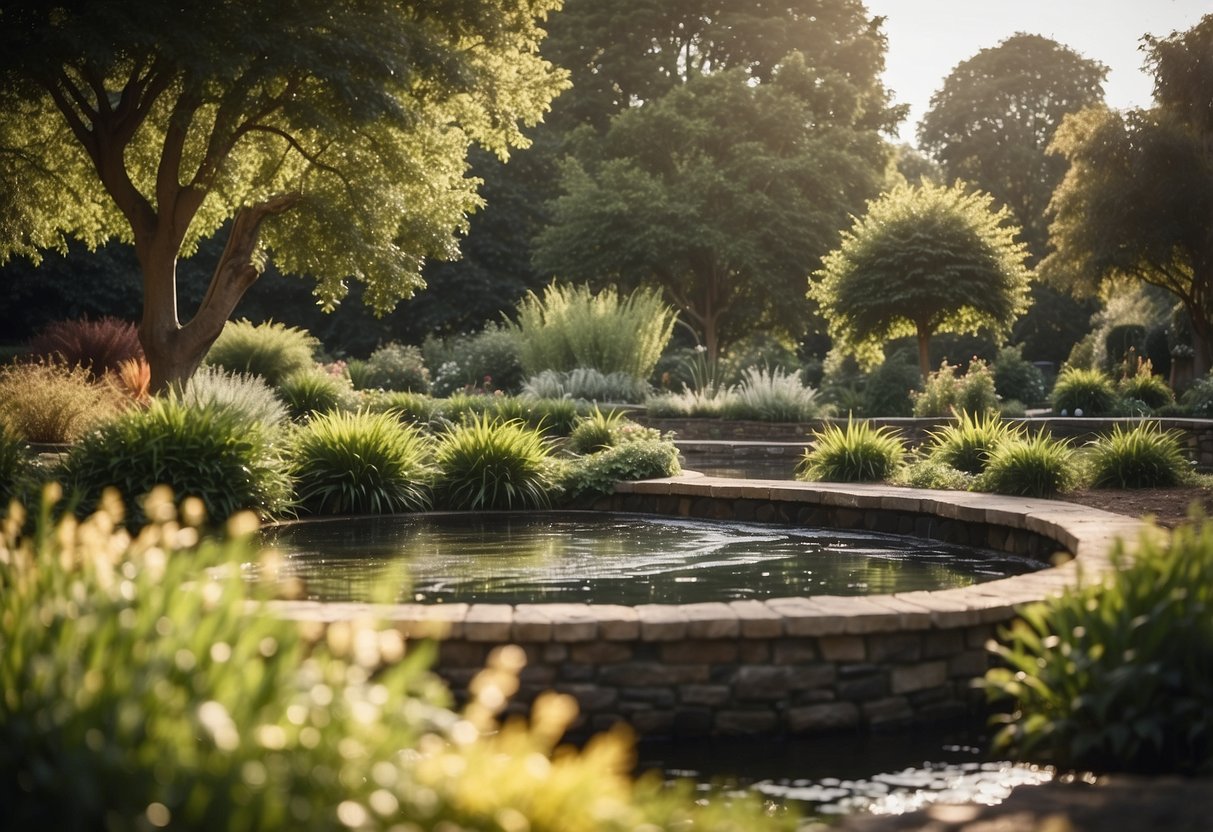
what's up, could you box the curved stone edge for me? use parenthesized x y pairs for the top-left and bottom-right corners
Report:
(267, 476), (1156, 641)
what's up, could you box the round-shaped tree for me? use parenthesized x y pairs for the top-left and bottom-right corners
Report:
(810, 182), (1032, 379)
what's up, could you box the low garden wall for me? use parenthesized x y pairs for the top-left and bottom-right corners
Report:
(271, 477), (1146, 739)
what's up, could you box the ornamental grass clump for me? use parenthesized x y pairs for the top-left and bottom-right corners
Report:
(912, 359), (999, 417)
(1085, 422), (1190, 489)
(277, 369), (357, 420)
(27, 315), (144, 379)
(925, 411), (1022, 475)
(433, 415), (553, 510)
(0, 360), (126, 443)
(984, 518), (1213, 774)
(290, 410), (432, 515)
(61, 398), (292, 527)
(0, 488), (796, 830)
(204, 319), (319, 386)
(521, 368), (652, 403)
(176, 365), (289, 428)
(797, 419), (905, 483)
(721, 366), (823, 422)
(1116, 359), (1174, 411)
(513, 283), (676, 380)
(1050, 366), (1118, 416)
(977, 432), (1075, 498)
(567, 407), (628, 454)
(0, 423), (33, 509)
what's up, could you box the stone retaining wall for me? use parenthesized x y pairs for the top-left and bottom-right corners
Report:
(271, 478), (1146, 739)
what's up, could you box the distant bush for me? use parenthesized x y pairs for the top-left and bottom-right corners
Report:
(644, 386), (735, 418)
(0, 360), (125, 443)
(514, 283), (676, 380)
(522, 368), (652, 403)
(993, 346), (1046, 405)
(26, 316), (143, 379)
(427, 323), (525, 396)
(797, 419), (905, 483)
(1051, 367), (1118, 416)
(720, 366), (823, 422)
(176, 365), (288, 428)
(1085, 422), (1189, 489)
(912, 359), (998, 417)
(433, 416), (552, 510)
(561, 438), (682, 500)
(984, 519), (1213, 774)
(862, 358), (921, 417)
(893, 458), (976, 491)
(276, 369), (356, 420)
(925, 411), (1022, 475)
(358, 342), (431, 393)
(204, 319), (318, 386)
(977, 432), (1075, 498)
(61, 398), (292, 527)
(290, 410), (432, 514)
(1116, 358), (1174, 411)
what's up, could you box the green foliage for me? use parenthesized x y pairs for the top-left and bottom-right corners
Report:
(993, 345), (1047, 404)
(505, 397), (581, 437)
(61, 398), (292, 527)
(567, 407), (628, 455)
(1084, 422), (1190, 489)
(0, 360), (125, 443)
(290, 411), (432, 515)
(797, 419), (906, 483)
(521, 368), (652, 404)
(513, 284), (676, 380)
(861, 357), (922, 417)
(1117, 359), (1174, 411)
(926, 411), (1023, 475)
(204, 320), (319, 387)
(433, 415), (552, 510)
(276, 369), (357, 420)
(560, 438), (682, 500)
(720, 366), (823, 422)
(26, 315), (143, 379)
(344, 357), (373, 390)
(0, 422), (34, 508)
(984, 519), (1213, 774)
(644, 386), (735, 419)
(359, 342), (431, 393)
(912, 359), (1000, 417)
(0, 490), (796, 830)
(977, 432), (1075, 497)
(893, 458), (977, 491)
(426, 323), (525, 397)
(1181, 375), (1213, 417)
(1051, 367), (1118, 416)
(366, 390), (441, 427)
(811, 181), (1032, 377)
(176, 365), (289, 428)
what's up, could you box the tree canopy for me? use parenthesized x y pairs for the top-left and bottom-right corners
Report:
(0, 0), (565, 389)
(811, 182), (1032, 378)
(1042, 14), (1213, 376)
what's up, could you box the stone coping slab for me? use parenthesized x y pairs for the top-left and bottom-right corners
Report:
(267, 476), (1150, 639)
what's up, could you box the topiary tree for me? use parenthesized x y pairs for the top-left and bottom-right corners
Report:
(0, 1), (565, 392)
(811, 182), (1032, 379)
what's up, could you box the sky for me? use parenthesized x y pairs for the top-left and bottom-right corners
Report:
(862, 0), (1213, 142)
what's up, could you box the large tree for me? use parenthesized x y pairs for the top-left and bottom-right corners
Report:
(533, 55), (894, 363)
(1043, 15), (1213, 376)
(811, 182), (1032, 379)
(0, 0), (564, 390)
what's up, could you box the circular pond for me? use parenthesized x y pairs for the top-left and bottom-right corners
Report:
(255, 511), (1043, 605)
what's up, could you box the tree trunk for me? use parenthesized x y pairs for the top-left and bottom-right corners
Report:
(916, 324), (932, 381)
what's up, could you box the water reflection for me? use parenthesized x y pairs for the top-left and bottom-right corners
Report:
(254, 512), (1042, 605)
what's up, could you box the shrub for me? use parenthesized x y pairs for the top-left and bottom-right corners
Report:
(862, 358), (921, 417)
(1050, 367), (1118, 416)
(26, 315), (143, 379)
(290, 411), (432, 514)
(1181, 375), (1213, 417)
(61, 398), (292, 527)
(0, 360), (125, 443)
(513, 283), (676, 380)
(925, 411), (1022, 475)
(977, 432), (1075, 498)
(561, 438), (682, 500)
(720, 366), (822, 422)
(1085, 422), (1190, 489)
(993, 346), (1046, 405)
(277, 369), (356, 420)
(521, 368), (652, 403)
(433, 415), (553, 510)
(204, 319), (318, 386)
(176, 365), (289, 428)
(366, 390), (441, 426)
(0, 491), (795, 831)
(797, 419), (906, 483)
(984, 519), (1213, 774)
(427, 323), (525, 396)
(893, 458), (976, 491)
(567, 407), (628, 454)
(912, 359), (999, 417)
(1116, 358), (1174, 411)
(358, 341), (431, 393)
